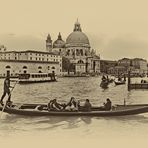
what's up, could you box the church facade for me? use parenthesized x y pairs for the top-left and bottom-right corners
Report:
(46, 20), (100, 75)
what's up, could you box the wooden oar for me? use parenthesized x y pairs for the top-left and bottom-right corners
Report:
(0, 81), (18, 119)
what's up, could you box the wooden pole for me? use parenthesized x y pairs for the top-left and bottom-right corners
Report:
(128, 70), (131, 91)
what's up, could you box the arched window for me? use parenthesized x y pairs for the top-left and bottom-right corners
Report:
(6, 65), (11, 68)
(78, 60), (84, 64)
(23, 66), (27, 69)
(38, 66), (42, 69)
(51, 66), (55, 69)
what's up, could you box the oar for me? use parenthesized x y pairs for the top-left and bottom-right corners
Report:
(0, 81), (18, 119)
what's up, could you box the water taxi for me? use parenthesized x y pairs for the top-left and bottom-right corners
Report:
(18, 73), (57, 84)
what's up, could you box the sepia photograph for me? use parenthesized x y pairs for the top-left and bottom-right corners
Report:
(0, 0), (148, 147)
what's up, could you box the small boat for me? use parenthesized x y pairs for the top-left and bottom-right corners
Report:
(100, 80), (109, 88)
(1, 103), (148, 117)
(63, 73), (90, 77)
(18, 73), (57, 84)
(129, 83), (148, 89)
(114, 80), (126, 85)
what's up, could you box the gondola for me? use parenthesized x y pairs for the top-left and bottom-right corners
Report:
(100, 80), (109, 88)
(1, 103), (148, 117)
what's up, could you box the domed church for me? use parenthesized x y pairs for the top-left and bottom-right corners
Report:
(46, 20), (100, 75)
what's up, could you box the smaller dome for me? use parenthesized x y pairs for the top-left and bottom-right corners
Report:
(53, 33), (65, 48)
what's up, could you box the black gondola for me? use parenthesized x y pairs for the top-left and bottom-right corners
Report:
(1, 103), (148, 117)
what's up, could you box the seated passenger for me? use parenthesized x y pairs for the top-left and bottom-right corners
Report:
(48, 99), (63, 111)
(98, 98), (112, 111)
(118, 77), (122, 81)
(83, 99), (92, 112)
(65, 97), (79, 111)
(104, 98), (112, 110)
(35, 105), (44, 111)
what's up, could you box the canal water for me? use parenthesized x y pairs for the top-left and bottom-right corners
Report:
(0, 77), (148, 147)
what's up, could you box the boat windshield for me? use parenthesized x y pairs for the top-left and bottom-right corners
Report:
(18, 74), (30, 79)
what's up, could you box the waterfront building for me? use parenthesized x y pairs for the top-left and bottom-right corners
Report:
(100, 57), (147, 76)
(46, 20), (100, 75)
(131, 58), (147, 75)
(100, 60), (117, 74)
(0, 50), (62, 77)
(118, 58), (147, 76)
(118, 58), (131, 67)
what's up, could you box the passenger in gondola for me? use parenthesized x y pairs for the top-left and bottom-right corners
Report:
(104, 98), (112, 110)
(65, 97), (79, 111)
(118, 77), (122, 81)
(48, 99), (63, 111)
(83, 99), (92, 112)
(99, 98), (112, 111)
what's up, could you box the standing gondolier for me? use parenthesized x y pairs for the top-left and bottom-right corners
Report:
(0, 75), (13, 106)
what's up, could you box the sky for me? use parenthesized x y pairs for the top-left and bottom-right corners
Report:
(0, 0), (148, 60)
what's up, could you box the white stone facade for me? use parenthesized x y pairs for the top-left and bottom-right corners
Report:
(46, 20), (100, 75)
(0, 50), (62, 77)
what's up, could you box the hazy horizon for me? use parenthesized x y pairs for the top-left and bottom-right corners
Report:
(0, 0), (148, 61)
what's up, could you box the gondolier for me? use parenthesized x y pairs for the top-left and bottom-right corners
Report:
(0, 76), (13, 105)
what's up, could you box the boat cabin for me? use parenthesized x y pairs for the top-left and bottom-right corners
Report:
(18, 73), (56, 83)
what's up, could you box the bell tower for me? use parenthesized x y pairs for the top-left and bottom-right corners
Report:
(46, 34), (52, 52)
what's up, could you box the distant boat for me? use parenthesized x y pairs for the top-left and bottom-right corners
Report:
(100, 80), (109, 88)
(18, 73), (57, 84)
(63, 73), (90, 77)
(114, 80), (126, 85)
(1, 103), (148, 117)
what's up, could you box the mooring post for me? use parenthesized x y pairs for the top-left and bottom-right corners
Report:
(128, 70), (131, 91)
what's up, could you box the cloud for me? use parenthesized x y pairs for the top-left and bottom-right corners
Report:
(0, 34), (44, 51)
(88, 33), (148, 61)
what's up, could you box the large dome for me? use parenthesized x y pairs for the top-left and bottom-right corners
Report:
(66, 31), (90, 45)
(66, 21), (90, 48)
